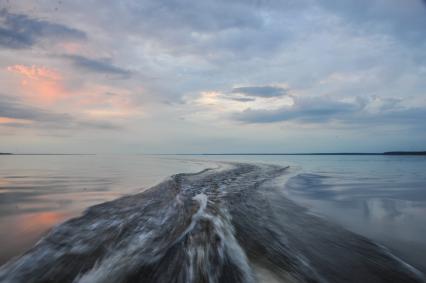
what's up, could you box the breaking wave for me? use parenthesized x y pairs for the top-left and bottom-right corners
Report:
(0, 163), (424, 283)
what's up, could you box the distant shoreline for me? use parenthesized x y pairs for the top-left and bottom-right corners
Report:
(0, 153), (95, 156)
(163, 151), (426, 156)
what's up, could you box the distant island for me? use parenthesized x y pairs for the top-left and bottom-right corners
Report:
(0, 152), (12, 155)
(383, 151), (426, 155)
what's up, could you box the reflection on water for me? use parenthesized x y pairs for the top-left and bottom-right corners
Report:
(0, 154), (425, 275)
(0, 211), (72, 264)
(1, 163), (423, 283)
(169, 154), (426, 273)
(0, 155), (212, 265)
(284, 159), (426, 273)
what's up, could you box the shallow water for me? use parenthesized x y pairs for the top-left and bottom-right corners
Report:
(0, 154), (425, 281)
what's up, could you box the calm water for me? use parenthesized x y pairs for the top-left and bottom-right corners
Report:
(0, 155), (212, 265)
(0, 154), (425, 273)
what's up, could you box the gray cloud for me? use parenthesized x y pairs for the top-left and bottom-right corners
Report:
(233, 95), (426, 127)
(353, 107), (426, 126)
(317, 0), (426, 45)
(0, 9), (86, 49)
(64, 55), (131, 78)
(61, 0), (426, 60)
(227, 96), (256, 102)
(234, 96), (363, 123)
(0, 94), (70, 122)
(0, 94), (120, 130)
(232, 86), (288, 98)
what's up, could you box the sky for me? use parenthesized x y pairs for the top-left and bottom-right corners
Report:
(0, 0), (425, 153)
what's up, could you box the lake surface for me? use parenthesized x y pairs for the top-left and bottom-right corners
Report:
(0, 154), (425, 275)
(0, 155), (212, 265)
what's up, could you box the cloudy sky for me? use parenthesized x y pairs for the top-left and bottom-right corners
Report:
(0, 0), (425, 153)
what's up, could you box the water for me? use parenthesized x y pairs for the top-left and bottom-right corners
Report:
(0, 155), (212, 265)
(0, 154), (425, 282)
(202, 155), (426, 273)
(281, 155), (426, 274)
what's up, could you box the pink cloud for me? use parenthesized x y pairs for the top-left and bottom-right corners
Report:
(0, 117), (33, 125)
(7, 65), (66, 104)
(7, 65), (61, 81)
(5, 65), (142, 124)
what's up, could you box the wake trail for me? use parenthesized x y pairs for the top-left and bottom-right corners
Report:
(0, 163), (424, 283)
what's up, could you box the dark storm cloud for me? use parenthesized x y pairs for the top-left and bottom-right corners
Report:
(0, 94), (120, 130)
(0, 9), (86, 49)
(64, 55), (131, 77)
(232, 86), (288, 98)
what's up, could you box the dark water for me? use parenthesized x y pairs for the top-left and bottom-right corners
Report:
(0, 155), (425, 282)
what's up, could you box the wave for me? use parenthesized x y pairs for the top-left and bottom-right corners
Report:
(0, 163), (424, 283)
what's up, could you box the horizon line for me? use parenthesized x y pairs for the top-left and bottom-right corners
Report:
(1, 151), (426, 156)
